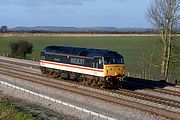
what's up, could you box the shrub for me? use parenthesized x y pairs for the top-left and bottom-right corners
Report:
(9, 40), (33, 59)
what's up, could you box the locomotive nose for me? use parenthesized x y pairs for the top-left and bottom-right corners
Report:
(104, 64), (125, 79)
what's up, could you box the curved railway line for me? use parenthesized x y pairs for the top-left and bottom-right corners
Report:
(175, 86), (180, 89)
(0, 62), (180, 100)
(0, 59), (179, 119)
(0, 57), (180, 95)
(124, 81), (180, 97)
(0, 57), (179, 97)
(1, 63), (180, 110)
(151, 88), (180, 97)
(3, 62), (180, 111)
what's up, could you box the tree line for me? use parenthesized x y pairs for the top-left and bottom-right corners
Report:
(1, 26), (180, 34)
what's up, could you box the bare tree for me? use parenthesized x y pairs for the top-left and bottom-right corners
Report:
(140, 46), (158, 80)
(147, 0), (180, 81)
(0, 26), (8, 32)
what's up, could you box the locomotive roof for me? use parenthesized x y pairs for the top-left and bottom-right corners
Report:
(42, 46), (122, 58)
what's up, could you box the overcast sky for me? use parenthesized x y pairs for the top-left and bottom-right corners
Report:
(0, 0), (152, 28)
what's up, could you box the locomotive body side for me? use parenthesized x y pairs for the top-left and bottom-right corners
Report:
(40, 46), (125, 87)
(40, 52), (104, 77)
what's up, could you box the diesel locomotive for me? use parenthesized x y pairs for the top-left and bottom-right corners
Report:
(40, 46), (125, 87)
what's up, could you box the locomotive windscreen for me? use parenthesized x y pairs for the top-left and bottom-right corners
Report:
(104, 57), (124, 64)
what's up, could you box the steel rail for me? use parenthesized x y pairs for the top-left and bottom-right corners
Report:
(125, 81), (180, 97)
(0, 67), (179, 119)
(0, 63), (180, 109)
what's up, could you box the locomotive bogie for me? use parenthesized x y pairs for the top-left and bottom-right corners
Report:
(40, 66), (109, 87)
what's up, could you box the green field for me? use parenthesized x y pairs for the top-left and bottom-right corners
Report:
(0, 35), (179, 82)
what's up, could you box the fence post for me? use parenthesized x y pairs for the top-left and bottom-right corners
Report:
(127, 72), (130, 77)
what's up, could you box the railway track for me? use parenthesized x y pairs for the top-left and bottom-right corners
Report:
(0, 57), (39, 69)
(0, 58), (180, 98)
(152, 88), (180, 97)
(2, 63), (180, 110)
(175, 85), (180, 89)
(124, 81), (180, 97)
(114, 89), (180, 108)
(1, 58), (180, 98)
(0, 62), (179, 119)
(0, 62), (180, 103)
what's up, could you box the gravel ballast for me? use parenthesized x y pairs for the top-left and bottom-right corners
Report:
(0, 74), (168, 120)
(0, 56), (177, 119)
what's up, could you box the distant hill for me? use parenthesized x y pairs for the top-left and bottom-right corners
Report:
(10, 26), (156, 34)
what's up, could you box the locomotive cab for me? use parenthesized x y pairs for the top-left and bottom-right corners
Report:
(103, 56), (125, 85)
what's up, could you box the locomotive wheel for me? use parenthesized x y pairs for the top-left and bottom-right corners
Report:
(40, 67), (46, 75)
(76, 74), (83, 82)
(82, 78), (89, 86)
(91, 77), (99, 87)
(97, 78), (106, 88)
(91, 79), (97, 86)
(51, 72), (59, 78)
(69, 72), (76, 80)
(89, 79), (95, 86)
(47, 71), (53, 77)
(106, 77), (113, 87)
(82, 77), (91, 86)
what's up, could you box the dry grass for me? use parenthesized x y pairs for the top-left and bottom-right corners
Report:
(1, 33), (179, 37)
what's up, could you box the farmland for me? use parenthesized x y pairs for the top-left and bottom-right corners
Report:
(0, 34), (179, 81)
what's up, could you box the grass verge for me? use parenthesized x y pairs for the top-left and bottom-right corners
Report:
(0, 97), (39, 120)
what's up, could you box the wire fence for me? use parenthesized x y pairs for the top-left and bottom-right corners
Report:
(0, 53), (39, 61)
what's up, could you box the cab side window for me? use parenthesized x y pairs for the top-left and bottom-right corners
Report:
(97, 58), (103, 69)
